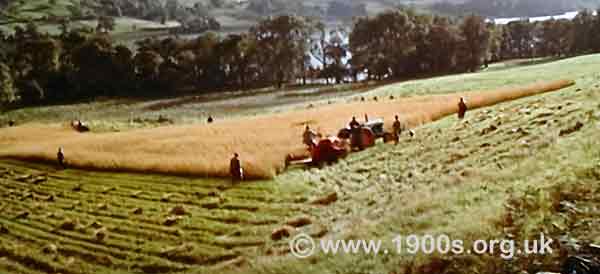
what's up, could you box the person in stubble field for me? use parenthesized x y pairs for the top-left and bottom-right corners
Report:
(392, 115), (402, 145)
(349, 116), (363, 151)
(458, 97), (468, 120)
(229, 153), (243, 183)
(57, 147), (66, 169)
(303, 125), (316, 148)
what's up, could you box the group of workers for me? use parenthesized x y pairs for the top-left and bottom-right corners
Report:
(302, 96), (468, 150)
(233, 96), (466, 182)
(53, 97), (469, 183)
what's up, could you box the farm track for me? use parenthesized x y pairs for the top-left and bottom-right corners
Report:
(0, 161), (319, 273)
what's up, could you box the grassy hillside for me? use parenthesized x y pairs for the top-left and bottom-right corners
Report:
(0, 55), (599, 273)
(261, 54), (600, 274)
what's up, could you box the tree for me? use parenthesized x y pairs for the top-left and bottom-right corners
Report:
(25, 37), (60, 79)
(59, 18), (70, 35)
(70, 36), (117, 97)
(460, 14), (490, 72)
(218, 34), (258, 88)
(502, 20), (535, 59)
(322, 29), (348, 83)
(0, 62), (17, 106)
(349, 16), (375, 79)
(251, 15), (308, 88)
(134, 50), (163, 90)
(539, 19), (573, 57)
(350, 10), (417, 80)
(422, 16), (461, 73)
(570, 10), (595, 54)
(15, 36), (61, 102)
(166, 0), (179, 19)
(308, 21), (328, 82)
(96, 16), (116, 33)
(486, 23), (503, 62)
(113, 45), (136, 92)
(158, 57), (182, 91)
(191, 32), (222, 88)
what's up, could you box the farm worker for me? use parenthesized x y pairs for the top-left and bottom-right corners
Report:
(349, 116), (360, 129)
(303, 125), (316, 148)
(458, 97), (468, 119)
(207, 115), (214, 123)
(393, 115), (402, 144)
(349, 116), (363, 150)
(57, 147), (65, 169)
(229, 153), (243, 183)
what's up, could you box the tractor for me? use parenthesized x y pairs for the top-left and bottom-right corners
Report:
(285, 136), (349, 168)
(285, 118), (396, 169)
(337, 118), (395, 149)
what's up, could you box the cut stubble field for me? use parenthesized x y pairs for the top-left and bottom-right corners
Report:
(0, 80), (574, 179)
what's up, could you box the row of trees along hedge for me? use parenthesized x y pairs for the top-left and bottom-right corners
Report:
(1, 9), (600, 108)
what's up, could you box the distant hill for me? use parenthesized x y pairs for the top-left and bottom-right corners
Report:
(428, 0), (600, 18)
(3, 0), (600, 35)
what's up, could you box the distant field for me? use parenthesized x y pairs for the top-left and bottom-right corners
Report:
(0, 0), (180, 36)
(2, 0), (75, 20)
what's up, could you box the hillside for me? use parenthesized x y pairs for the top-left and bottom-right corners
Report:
(0, 80), (573, 179)
(0, 54), (598, 274)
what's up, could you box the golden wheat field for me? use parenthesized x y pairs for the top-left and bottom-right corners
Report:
(0, 80), (574, 179)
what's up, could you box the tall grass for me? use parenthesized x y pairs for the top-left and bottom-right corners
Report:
(0, 80), (574, 179)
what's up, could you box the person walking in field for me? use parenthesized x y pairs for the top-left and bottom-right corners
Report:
(349, 116), (360, 129)
(349, 116), (363, 151)
(229, 153), (243, 183)
(393, 115), (402, 145)
(57, 147), (65, 169)
(458, 97), (468, 120)
(303, 125), (316, 148)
